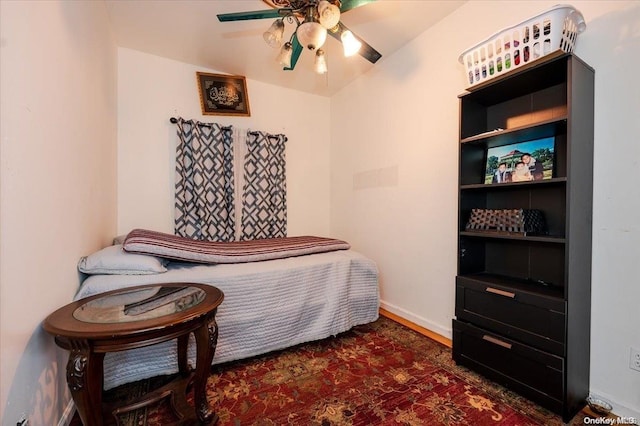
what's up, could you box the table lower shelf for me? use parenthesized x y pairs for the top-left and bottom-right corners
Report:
(103, 372), (218, 426)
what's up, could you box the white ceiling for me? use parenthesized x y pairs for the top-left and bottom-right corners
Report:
(105, 0), (466, 97)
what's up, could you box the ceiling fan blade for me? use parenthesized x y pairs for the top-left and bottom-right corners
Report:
(339, 0), (376, 13)
(284, 34), (303, 71)
(328, 22), (382, 64)
(217, 9), (283, 22)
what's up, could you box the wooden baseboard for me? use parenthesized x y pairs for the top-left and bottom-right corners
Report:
(379, 308), (452, 348)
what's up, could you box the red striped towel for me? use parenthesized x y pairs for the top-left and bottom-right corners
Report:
(123, 229), (350, 264)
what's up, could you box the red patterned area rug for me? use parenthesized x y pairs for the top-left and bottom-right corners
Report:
(72, 316), (589, 425)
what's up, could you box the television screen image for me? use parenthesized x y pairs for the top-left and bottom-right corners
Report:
(484, 137), (555, 184)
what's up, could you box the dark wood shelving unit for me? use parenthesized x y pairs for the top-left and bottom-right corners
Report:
(452, 53), (594, 423)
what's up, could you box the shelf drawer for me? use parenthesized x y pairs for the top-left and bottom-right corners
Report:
(455, 275), (565, 355)
(453, 319), (564, 412)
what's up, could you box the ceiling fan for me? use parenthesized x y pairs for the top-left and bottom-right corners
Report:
(217, 0), (382, 73)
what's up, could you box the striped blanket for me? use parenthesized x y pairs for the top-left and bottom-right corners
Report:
(123, 229), (351, 264)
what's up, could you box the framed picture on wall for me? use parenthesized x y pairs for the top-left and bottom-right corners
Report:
(484, 137), (555, 184)
(196, 72), (251, 116)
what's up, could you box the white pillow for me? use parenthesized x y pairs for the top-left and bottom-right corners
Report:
(78, 244), (168, 275)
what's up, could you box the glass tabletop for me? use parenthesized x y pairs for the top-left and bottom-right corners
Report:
(73, 285), (206, 324)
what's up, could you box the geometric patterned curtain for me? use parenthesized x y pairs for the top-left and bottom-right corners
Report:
(240, 131), (287, 240)
(174, 117), (236, 241)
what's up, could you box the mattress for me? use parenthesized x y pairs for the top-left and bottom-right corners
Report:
(76, 249), (379, 389)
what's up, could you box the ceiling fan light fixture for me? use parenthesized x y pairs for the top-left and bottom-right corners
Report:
(263, 19), (285, 48)
(318, 1), (341, 29)
(341, 30), (362, 57)
(296, 21), (327, 51)
(217, 2), (382, 73)
(314, 49), (328, 74)
(276, 41), (293, 68)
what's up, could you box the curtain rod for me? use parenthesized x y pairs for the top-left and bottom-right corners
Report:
(170, 118), (284, 139)
(169, 117), (232, 130)
(247, 132), (288, 142)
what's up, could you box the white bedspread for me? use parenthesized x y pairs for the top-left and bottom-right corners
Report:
(75, 249), (379, 389)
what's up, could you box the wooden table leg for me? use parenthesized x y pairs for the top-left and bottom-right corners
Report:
(192, 313), (219, 424)
(66, 342), (105, 426)
(177, 334), (189, 375)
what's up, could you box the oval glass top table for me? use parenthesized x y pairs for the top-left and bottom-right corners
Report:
(43, 283), (224, 426)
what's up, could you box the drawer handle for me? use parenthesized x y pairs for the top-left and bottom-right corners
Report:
(485, 287), (516, 298)
(482, 334), (513, 349)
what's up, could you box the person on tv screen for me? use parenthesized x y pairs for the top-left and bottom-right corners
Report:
(521, 152), (544, 180)
(512, 161), (533, 182)
(492, 162), (512, 183)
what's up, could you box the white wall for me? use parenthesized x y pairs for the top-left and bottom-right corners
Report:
(330, 0), (640, 418)
(0, 1), (118, 425)
(117, 48), (331, 238)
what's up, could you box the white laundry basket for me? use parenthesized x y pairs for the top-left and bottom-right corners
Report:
(459, 4), (586, 87)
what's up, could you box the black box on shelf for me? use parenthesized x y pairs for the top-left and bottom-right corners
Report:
(465, 208), (546, 235)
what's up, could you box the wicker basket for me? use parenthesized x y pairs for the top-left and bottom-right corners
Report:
(459, 4), (586, 87)
(465, 208), (546, 236)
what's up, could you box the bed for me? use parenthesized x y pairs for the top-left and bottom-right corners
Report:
(75, 230), (379, 390)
